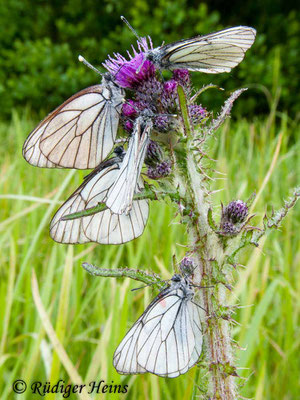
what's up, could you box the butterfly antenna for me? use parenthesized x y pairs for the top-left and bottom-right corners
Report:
(131, 280), (164, 292)
(78, 55), (102, 76)
(120, 16), (147, 75)
(120, 16), (142, 43)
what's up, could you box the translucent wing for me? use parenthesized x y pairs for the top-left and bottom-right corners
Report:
(50, 159), (149, 245)
(106, 117), (152, 215)
(155, 26), (256, 73)
(23, 79), (124, 169)
(113, 276), (203, 378)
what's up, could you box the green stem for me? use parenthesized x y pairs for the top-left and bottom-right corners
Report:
(82, 263), (165, 288)
(177, 88), (237, 400)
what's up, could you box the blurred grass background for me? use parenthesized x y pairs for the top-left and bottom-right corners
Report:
(0, 1), (299, 399)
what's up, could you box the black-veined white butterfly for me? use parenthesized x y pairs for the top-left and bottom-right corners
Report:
(50, 147), (149, 244)
(113, 273), (203, 378)
(122, 17), (256, 74)
(23, 74), (125, 169)
(106, 114), (153, 215)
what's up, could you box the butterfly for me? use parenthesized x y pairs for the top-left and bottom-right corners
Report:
(22, 73), (125, 169)
(120, 16), (256, 75)
(106, 114), (153, 215)
(113, 273), (203, 378)
(50, 147), (149, 244)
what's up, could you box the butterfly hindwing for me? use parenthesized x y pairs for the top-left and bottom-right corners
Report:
(113, 275), (203, 378)
(50, 158), (149, 245)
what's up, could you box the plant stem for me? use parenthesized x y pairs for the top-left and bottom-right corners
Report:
(177, 87), (237, 399)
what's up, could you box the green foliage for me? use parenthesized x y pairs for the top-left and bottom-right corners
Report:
(0, 1), (299, 119)
(0, 110), (299, 399)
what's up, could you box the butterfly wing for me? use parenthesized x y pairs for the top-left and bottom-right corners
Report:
(106, 117), (152, 215)
(50, 161), (149, 245)
(23, 81), (124, 169)
(113, 279), (203, 378)
(156, 26), (256, 73)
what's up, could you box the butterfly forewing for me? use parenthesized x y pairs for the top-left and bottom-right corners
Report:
(106, 116), (152, 215)
(113, 276), (203, 378)
(23, 79), (124, 169)
(154, 26), (256, 73)
(50, 159), (149, 245)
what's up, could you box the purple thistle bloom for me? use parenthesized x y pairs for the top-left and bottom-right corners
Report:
(163, 80), (177, 96)
(124, 120), (134, 132)
(122, 100), (138, 117)
(103, 37), (155, 89)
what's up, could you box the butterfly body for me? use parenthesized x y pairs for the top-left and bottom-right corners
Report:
(106, 114), (153, 215)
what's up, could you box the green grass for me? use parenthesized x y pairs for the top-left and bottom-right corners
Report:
(0, 110), (299, 400)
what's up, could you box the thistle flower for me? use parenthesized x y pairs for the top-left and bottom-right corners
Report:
(122, 100), (138, 118)
(103, 38), (155, 89)
(163, 80), (177, 96)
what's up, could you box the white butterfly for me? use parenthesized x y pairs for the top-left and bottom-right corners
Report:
(106, 115), (153, 215)
(23, 74), (125, 169)
(143, 26), (256, 74)
(113, 274), (203, 378)
(50, 148), (149, 244)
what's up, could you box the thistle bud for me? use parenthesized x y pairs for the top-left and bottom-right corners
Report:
(172, 69), (190, 88)
(145, 140), (163, 166)
(220, 221), (238, 237)
(188, 104), (207, 125)
(179, 257), (195, 276)
(219, 200), (249, 237)
(224, 200), (248, 224)
(147, 160), (172, 180)
(154, 115), (170, 132)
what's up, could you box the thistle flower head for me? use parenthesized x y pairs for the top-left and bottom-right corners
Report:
(122, 100), (138, 117)
(103, 37), (155, 89)
(163, 80), (178, 96)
